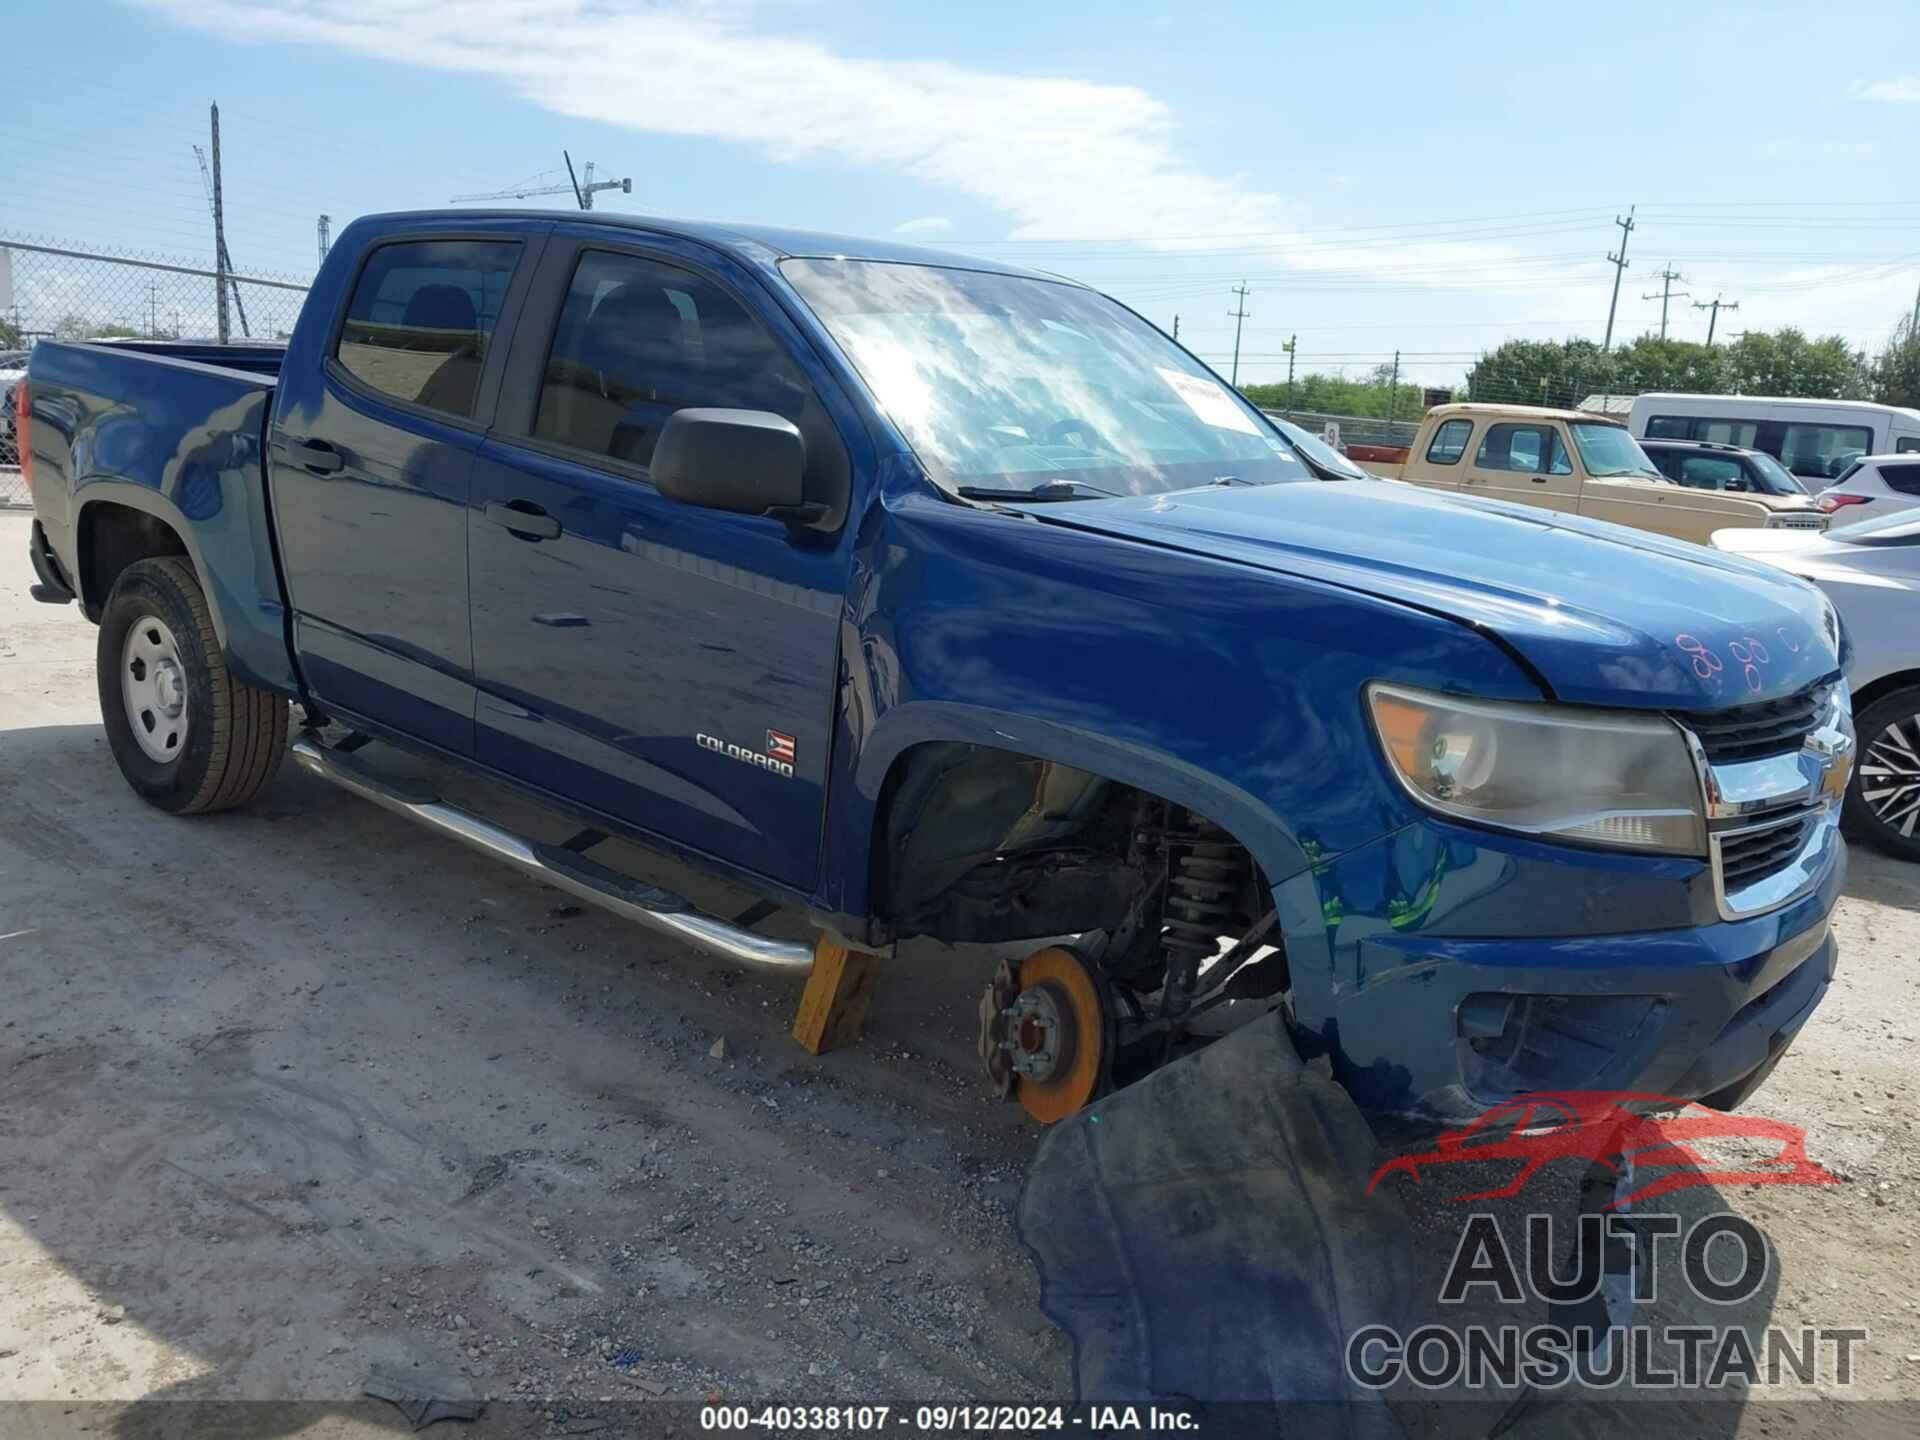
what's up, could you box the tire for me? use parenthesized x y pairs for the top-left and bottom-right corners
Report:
(1843, 683), (1920, 862)
(96, 556), (289, 814)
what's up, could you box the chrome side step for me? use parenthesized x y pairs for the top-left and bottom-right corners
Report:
(289, 733), (815, 974)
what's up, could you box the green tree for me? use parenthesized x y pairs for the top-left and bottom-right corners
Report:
(1463, 338), (1616, 409)
(1873, 315), (1920, 410)
(1720, 328), (1869, 399)
(0, 314), (21, 348)
(1241, 370), (1429, 420)
(52, 314), (141, 341)
(1607, 335), (1728, 395)
(1463, 328), (1868, 410)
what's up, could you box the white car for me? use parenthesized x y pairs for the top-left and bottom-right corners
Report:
(0, 349), (29, 465)
(1712, 511), (1920, 860)
(1816, 453), (1920, 523)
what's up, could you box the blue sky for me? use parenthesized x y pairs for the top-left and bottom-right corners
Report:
(6, 0), (1920, 383)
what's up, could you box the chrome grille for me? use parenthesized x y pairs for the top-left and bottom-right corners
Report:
(1718, 814), (1812, 891)
(1678, 686), (1822, 764)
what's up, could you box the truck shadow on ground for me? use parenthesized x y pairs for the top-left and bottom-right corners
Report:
(0, 721), (1059, 1438)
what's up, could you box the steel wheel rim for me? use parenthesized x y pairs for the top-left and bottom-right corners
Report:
(1859, 713), (1920, 839)
(121, 614), (190, 764)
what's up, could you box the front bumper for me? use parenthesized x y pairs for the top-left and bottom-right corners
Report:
(1280, 812), (1845, 1122)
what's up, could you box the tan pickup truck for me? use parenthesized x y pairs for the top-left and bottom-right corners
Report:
(1390, 403), (1828, 543)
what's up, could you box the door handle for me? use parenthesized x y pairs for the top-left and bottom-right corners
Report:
(486, 499), (562, 541)
(1531, 475), (1549, 483)
(286, 436), (344, 474)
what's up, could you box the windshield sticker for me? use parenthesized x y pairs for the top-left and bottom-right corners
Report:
(1155, 367), (1261, 436)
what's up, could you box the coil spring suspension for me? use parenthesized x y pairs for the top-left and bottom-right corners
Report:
(1158, 813), (1248, 1021)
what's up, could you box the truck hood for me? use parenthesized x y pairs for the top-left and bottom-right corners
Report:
(1039, 480), (1839, 708)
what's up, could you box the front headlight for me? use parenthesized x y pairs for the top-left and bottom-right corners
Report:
(1367, 683), (1707, 855)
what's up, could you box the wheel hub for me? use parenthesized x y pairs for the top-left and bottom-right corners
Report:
(121, 615), (190, 764)
(1007, 983), (1071, 1081)
(977, 946), (1108, 1124)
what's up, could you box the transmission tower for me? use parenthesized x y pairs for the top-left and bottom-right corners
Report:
(317, 214), (332, 266)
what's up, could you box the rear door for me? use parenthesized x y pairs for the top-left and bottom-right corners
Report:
(270, 226), (539, 754)
(1462, 420), (1579, 511)
(467, 234), (858, 891)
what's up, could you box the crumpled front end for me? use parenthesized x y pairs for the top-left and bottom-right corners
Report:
(1283, 680), (1852, 1123)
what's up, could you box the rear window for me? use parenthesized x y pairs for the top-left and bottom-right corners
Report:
(1780, 422), (1871, 481)
(334, 239), (521, 419)
(1673, 455), (1746, 490)
(1881, 461), (1920, 497)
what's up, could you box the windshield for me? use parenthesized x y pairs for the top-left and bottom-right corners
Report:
(782, 259), (1309, 498)
(1745, 450), (1809, 496)
(1570, 423), (1661, 478)
(1272, 417), (1369, 479)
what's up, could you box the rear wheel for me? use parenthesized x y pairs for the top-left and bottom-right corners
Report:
(1844, 684), (1920, 861)
(96, 557), (288, 813)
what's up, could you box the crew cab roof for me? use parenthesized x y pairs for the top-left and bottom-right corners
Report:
(1423, 402), (1625, 426)
(353, 208), (1073, 285)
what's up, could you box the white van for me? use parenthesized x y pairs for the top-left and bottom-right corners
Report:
(1625, 394), (1920, 488)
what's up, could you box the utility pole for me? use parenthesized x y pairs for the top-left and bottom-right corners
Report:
(1602, 205), (1635, 352)
(1172, 314), (1179, 341)
(1228, 282), (1250, 387)
(1283, 335), (1297, 414)
(1910, 277), (1919, 341)
(1693, 294), (1739, 347)
(210, 102), (230, 344)
(317, 214), (332, 267)
(1387, 350), (1401, 425)
(1642, 263), (1688, 340)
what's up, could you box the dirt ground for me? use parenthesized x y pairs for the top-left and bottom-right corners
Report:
(2, 509), (1918, 1438)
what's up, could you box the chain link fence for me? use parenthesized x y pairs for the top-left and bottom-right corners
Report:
(1, 236), (311, 507)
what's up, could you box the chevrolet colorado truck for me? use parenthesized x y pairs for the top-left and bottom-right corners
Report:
(1396, 402), (1829, 543)
(18, 211), (1856, 1124)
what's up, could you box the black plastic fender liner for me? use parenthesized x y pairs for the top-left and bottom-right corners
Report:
(1017, 1012), (1414, 1437)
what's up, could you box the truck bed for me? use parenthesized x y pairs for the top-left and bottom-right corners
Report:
(26, 338), (296, 693)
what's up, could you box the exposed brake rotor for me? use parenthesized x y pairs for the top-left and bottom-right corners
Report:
(978, 946), (1109, 1124)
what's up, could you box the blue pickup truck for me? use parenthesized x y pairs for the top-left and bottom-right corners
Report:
(18, 210), (1856, 1124)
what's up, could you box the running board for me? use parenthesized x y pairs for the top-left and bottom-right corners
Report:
(288, 733), (815, 974)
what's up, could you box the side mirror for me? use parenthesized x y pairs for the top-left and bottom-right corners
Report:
(651, 408), (809, 520)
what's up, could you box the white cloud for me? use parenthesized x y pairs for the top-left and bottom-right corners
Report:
(128, 0), (1529, 285)
(893, 216), (954, 237)
(1852, 75), (1920, 102)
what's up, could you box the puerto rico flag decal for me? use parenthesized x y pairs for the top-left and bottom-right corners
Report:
(766, 729), (797, 765)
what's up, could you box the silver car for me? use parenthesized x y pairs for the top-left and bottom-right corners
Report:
(1713, 511), (1920, 859)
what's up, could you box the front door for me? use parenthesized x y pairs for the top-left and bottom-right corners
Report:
(1461, 421), (1580, 512)
(468, 240), (854, 891)
(271, 231), (531, 754)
